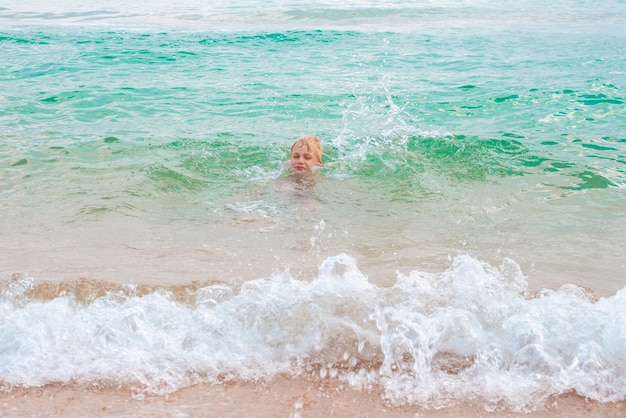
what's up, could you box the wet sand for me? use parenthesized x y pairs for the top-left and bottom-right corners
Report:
(2, 377), (625, 418)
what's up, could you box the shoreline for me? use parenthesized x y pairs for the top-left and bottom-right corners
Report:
(2, 377), (625, 417)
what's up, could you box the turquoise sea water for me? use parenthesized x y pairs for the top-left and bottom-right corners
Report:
(1, 0), (626, 412)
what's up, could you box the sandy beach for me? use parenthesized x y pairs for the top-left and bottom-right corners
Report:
(3, 377), (626, 417)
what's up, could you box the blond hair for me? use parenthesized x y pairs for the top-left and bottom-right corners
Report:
(291, 136), (323, 164)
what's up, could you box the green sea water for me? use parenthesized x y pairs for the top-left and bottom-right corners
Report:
(2, 26), (624, 290)
(1, 1), (626, 411)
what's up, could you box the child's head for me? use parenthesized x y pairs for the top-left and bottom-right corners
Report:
(290, 136), (322, 172)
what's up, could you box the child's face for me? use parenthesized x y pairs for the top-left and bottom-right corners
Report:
(290, 143), (318, 172)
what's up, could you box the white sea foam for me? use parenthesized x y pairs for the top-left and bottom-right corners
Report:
(1, 254), (625, 411)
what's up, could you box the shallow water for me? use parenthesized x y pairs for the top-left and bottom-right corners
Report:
(1, 0), (625, 413)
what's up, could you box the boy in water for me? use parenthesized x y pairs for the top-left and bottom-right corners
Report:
(290, 136), (322, 172)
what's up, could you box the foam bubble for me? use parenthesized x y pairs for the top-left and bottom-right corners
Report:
(1, 254), (625, 411)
